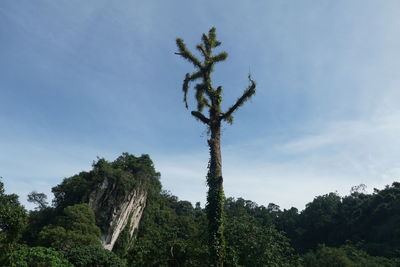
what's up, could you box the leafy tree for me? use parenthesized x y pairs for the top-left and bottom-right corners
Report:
(52, 153), (160, 210)
(298, 192), (342, 250)
(28, 191), (49, 210)
(128, 191), (208, 266)
(0, 179), (27, 262)
(355, 182), (400, 257)
(303, 244), (400, 267)
(225, 215), (299, 266)
(22, 207), (57, 247)
(176, 27), (256, 266)
(270, 182), (400, 259)
(350, 184), (367, 195)
(274, 207), (300, 247)
(38, 203), (101, 250)
(64, 245), (125, 267)
(129, 192), (303, 266)
(6, 246), (71, 267)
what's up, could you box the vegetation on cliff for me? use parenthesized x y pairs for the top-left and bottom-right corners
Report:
(0, 153), (159, 266)
(52, 153), (160, 210)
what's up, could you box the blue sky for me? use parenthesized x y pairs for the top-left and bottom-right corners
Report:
(1, 1), (400, 210)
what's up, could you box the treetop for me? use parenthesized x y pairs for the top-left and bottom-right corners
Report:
(176, 27), (256, 127)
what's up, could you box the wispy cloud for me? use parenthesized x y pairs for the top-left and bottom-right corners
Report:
(6, 110), (399, 211)
(153, 111), (400, 210)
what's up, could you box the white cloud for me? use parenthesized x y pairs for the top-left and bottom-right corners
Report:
(153, 111), (400, 210)
(281, 113), (400, 154)
(152, 152), (209, 206)
(225, 112), (400, 209)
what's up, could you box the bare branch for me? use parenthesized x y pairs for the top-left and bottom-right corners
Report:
(191, 111), (210, 125)
(221, 75), (256, 123)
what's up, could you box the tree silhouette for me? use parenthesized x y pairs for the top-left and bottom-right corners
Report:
(176, 27), (256, 266)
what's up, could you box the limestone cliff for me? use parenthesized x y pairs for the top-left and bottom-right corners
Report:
(88, 177), (148, 250)
(52, 153), (161, 252)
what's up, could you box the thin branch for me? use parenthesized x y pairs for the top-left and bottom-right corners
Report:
(196, 44), (208, 59)
(176, 38), (202, 69)
(221, 75), (256, 122)
(191, 111), (210, 125)
(202, 34), (211, 54)
(195, 83), (210, 111)
(211, 52), (228, 63)
(182, 72), (202, 109)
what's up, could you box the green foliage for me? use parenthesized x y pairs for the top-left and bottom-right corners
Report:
(112, 214), (133, 259)
(273, 182), (400, 258)
(64, 245), (125, 267)
(223, 197), (300, 266)
(225, 215), (299, 266)
(22, 207), (57, 247)
(298, 192), (342, 249)
(0, 179), (27, 261)
(205, 158), (226, 266)
(303, 244), (400, 267)
(128, 193), (300, 267)
(38, 203), (101, 250)
(52, 153), (161, 209)
(0, 180), (27, 243)
(2, 156), (400, 267)
(52, 170), (98, 209)
(128, 191), (209, 266)
(303, 245), (356, 267)
(7, 246), (71, 267)
(28, 191), (49, 210)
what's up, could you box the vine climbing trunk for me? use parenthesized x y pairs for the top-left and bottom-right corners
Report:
(175, 27), (256, 267)
(207, 115), (225, 266)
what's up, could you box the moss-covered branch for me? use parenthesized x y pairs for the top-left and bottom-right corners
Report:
(221, 76), (256, 124)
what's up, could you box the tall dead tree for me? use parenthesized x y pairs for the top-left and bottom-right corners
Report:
(176, 27), (256, 266)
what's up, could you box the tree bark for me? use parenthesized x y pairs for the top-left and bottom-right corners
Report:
(207, 117), (225, 267)
(176, 28), (255, 266)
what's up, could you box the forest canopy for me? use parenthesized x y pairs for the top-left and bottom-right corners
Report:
(0, 153), (399, 266)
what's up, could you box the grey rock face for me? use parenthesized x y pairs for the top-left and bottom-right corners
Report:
(88, 177), (147, 251)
